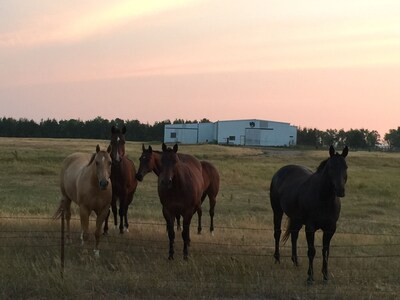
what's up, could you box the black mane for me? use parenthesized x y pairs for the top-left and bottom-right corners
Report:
(316, 158), (328, 173)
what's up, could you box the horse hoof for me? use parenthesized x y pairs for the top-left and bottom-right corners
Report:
(183, 255), (189, 261)
(168, 255), (174, 260)
(306, 278), (314, 285)
(93, 249), (100, 257)
(125, 228), (129, 233)
(103, 231), (108, 236)
(211, 231), (215, 237)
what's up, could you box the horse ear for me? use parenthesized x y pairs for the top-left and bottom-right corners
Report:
(96, 144), (100, 153)
(162, 143), (167, 152)
(107, 145), (112, 154)
(111, 125), (117, 134)
(148, 145), (152, 152)
(342, 146), (349, 158)
(122, 125), (126, 134)
(329, 145), (335, 157)
(173, 144), (178, 153)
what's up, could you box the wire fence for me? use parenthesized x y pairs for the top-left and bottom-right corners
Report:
(1, 213), (400, 299)
(1, 214), (400, 259)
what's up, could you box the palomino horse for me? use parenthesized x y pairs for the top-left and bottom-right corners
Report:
(270, 145), (348, 283)
(55, 145), (112, 256)
(158, 143), (204, 260)
(136, 144), (219, 234)
(104, 125), (138, 234)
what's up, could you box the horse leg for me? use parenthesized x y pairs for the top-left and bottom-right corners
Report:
(94, 207), (109, 257)
(322, 228), (335, 282)
(197, 206), (203, 235)
(124, 192), (134, 232)
(182, 215), (192, 260)
(79, 206), (90, 246)
(305, 225), (316, 284)
(111, 195), (118, 230)
(209, 195), (216, 234)
(290, 229), (300, 266)
(103, 209), (111, 235)
(272, 209), (283, 263)
(163, 208), (175, 260)
(118, 196), (125, 234)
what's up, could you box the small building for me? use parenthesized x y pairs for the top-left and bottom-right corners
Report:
(164, 119), (297, 147)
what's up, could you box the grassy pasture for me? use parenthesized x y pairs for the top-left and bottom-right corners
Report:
(0, 137), (399, 299)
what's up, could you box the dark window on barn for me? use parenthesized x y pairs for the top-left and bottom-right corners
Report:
(170, 132), (176, 138)
(229, 136), (236, 141)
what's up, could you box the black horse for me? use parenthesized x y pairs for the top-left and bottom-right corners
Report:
(270, 145), (348, 283)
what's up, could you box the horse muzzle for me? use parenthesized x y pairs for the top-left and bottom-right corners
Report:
(135, 173), (143, 182)
(99, 179), (109, 190)
(335, 188), (345, 198)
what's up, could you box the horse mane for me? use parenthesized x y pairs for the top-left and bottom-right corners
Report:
(316, 158), (328, 173)
(87, 153), (96, 166)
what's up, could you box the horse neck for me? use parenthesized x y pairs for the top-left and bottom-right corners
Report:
(85, 159), (99, 187)
(153, 151), (163, 176)
(316, 164), (335, 198)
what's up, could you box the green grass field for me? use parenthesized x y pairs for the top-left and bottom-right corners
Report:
(0, 138), (399, 299)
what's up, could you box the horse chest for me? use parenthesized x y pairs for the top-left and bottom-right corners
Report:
(300, 196), (341, 226)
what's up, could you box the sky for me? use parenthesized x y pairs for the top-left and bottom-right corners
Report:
(0, 0), (399, 137)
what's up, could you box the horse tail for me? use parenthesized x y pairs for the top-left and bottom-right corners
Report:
(53, 198), (65, 220)
(281, 217), (291, 245)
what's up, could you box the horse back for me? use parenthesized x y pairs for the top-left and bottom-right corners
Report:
(177, 153), (202, 173)
(200, 160), (220, 196)
(60, 152), (92, 203)
(270, 165), (312, 218)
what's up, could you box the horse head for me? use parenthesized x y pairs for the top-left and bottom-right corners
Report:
(159, 143), (179, 189)
(110, 125), (126, 163)
(136, 144), (155, 181)
(94, 144), (112, 190)
(326, 145), (348, 197)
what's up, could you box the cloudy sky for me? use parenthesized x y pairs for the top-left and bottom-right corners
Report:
(1, 0), (399, 136)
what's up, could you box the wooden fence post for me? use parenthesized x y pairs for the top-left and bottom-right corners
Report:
(61, 208), (65, 279)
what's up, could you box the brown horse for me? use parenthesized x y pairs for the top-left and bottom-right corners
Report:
(136, 144), (219, 234)
(55, 145), (112, 256)
(104, 125), (138, 234)
(158, 143), (204, 260)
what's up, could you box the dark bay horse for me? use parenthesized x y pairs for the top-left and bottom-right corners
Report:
(270, 145), (348, 283)
(55, 145), (112, 256)
(103, 125), (138, 234)
(158, 143), (204, 260)
(136, 144), (219, 234)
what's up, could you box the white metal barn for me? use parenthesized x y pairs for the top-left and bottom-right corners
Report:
(164, 119), (297, 147)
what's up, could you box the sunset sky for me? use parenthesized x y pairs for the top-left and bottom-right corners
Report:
(1, 0), (399, 137)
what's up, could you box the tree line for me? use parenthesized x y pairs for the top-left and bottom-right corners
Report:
(0, 117), (209, 142)
(0, 117), (399, 150)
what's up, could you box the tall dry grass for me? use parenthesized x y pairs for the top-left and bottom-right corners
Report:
(0, 138), (399, 299)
